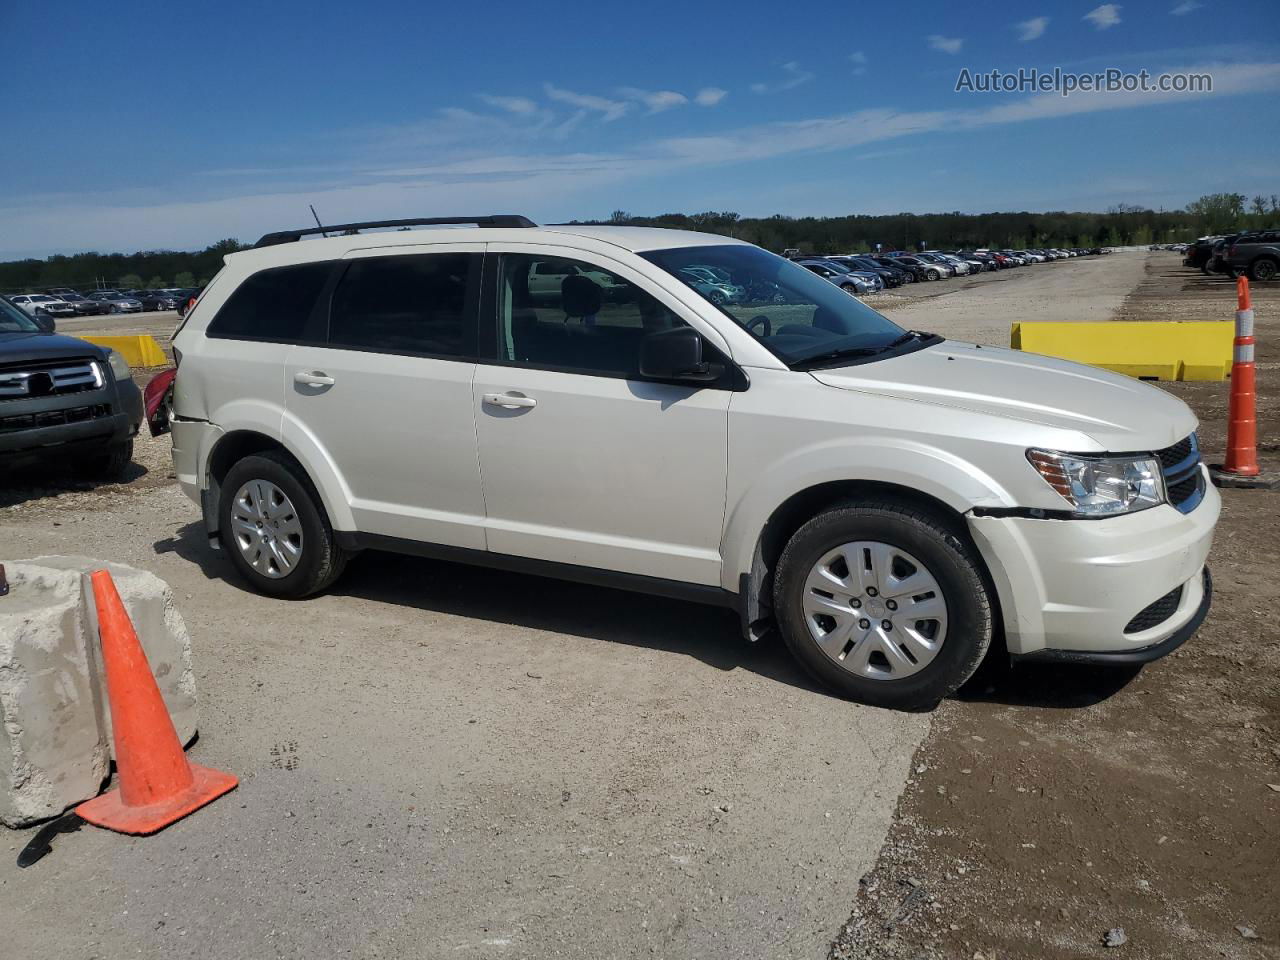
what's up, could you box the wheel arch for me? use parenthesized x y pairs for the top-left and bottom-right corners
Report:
(734, 479), (999, 643)
(202, 428), (353, 542)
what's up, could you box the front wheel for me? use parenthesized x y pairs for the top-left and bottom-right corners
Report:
(1251, 258), (1277, 282)
(927, 269), (940, 280)
(82, 439), (133, 481)
(218, 450), (348, 598)
(773, 500), (994, 710)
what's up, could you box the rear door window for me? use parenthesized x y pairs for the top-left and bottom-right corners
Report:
(206, 261), (333, 343)
(327, 252), (479, 358)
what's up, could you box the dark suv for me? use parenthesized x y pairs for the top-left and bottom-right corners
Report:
(0, 296), (143, 479)
(1224, 229), (1280, 282)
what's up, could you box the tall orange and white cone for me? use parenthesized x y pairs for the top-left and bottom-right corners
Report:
(1211, 276), (1276, 489)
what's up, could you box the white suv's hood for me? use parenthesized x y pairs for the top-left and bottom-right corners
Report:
(811, 340), (1197, 451)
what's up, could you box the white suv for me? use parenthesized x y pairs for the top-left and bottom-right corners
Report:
(169, 216), (1218, 709)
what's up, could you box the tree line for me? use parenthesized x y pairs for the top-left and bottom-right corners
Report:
(2, 193), (1275, 293)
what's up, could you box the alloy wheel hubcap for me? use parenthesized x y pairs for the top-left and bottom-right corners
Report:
(230, 480), (303, 579)
(802, 541), (948, 680)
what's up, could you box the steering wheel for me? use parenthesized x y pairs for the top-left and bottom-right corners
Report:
(744, 314), (772, 338)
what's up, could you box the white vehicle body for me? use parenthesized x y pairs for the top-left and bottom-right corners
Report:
(169, 222), (1217, 705)
(9, 294), (76, 317)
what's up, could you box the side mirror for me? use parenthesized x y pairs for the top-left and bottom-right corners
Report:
(639, 327), (719, 383)
(32, 311), (55, 333)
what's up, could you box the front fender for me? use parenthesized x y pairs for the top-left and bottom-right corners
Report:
(720, 436), (1013, 592)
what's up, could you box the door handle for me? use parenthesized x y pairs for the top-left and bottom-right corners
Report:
(294, 371), (335, 387)
(482, 392), (537, 409)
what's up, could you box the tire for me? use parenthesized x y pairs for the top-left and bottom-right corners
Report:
(840, 283), (857, 294)
(927, 270), (940, 281)
(901, 272), (914, 284)
(218, 450), (348, 599)
(109, 304), (120, 314)
(773, 499), (994, 710)
(83, 439), (133, 481)
(1250, 258), (1277, 282)
(709, 290), (726, 305)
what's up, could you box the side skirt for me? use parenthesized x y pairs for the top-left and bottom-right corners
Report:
(333, 531), (739, 610)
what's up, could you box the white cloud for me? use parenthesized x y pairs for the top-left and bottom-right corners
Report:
(1170, 0), (1201, 13)
(617, 87), (688, 113)
(1016, 17), (1049, 42)
(694, 87), (728, 107)
(1084, 4), (1122, 29)
(476, 94), (540, 116)
(543, 83), (629, 121)
(751, 61), (814, 94)
(927, 35), (964, 54)
(849, 51), (867, 64)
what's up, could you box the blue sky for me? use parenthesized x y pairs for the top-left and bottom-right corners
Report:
(1, 0), (1277, 258)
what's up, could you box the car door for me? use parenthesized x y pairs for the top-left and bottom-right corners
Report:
(473, 245), (732, 586)
(283, 244), (487, 548)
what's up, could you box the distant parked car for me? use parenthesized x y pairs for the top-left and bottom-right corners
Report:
(796, 259), (878, 294)
(916, 254), (961, 277)
(9, 294), (78, 321)
(888, 255), (946, 280)
(1224, 229), (1280, 282)
(675, 267), (745, 304)
(139, 291), (183, 311)
(56, 292), (109, 316)
(86, 291), (144, 313)
(829, 255), (908, 288)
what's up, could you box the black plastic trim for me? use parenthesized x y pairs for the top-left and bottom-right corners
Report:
(1013, 568), (1211, 665)
(333, 531), (738, 609)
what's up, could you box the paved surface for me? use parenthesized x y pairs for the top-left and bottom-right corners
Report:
(0, 254), (1145, 959)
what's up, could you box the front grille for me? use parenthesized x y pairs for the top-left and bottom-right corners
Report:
(0, 403), (111, 433)
(1155, 434), (1204, 514)
(0, 358), (101, 399)
(1156, 436), (1193, 470)
(1125, 585), (1183, 633)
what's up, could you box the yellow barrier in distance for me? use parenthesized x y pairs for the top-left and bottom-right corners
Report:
(82, 335), (169, 368)
(1010, 322), (1232, 381)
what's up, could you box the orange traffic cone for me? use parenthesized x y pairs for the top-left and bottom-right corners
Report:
(1211, 277), (1277, 489)
(76, 570), (238, 835)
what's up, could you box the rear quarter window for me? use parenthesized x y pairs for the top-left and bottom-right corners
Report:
(206, 261), (333, 343)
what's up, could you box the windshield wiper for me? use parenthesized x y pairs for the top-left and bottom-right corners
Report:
(792, 331), (933, 370)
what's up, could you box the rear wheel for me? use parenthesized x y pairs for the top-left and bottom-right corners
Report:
(218, 451), (348, 598)
(774, 500), (993, 710)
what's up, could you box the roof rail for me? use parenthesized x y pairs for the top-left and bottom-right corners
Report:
(253, 215), (537, 248)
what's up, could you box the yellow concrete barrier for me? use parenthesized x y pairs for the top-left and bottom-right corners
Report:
(81, 335), (169, 368)
(1010, 321), (1233, 381)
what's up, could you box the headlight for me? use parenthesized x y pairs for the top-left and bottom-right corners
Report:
(1027, 449), (1165, 517)
(107, 349), (131, 380)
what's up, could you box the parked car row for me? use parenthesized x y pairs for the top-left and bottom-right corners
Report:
(1182, 229), (1279, 282)
(784, 247), (1100, 290)
(1, 286), (200, 322)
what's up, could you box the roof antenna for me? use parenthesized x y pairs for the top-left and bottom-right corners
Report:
(309, 204), (328, 238)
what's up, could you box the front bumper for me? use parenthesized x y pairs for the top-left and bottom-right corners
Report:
(0, 377), (142, 464)
(967, 475), (1220, 659)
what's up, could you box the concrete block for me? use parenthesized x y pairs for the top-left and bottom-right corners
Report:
(0, 558), (198, 827)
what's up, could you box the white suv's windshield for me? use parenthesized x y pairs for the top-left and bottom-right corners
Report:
(643, 244), (929, 367)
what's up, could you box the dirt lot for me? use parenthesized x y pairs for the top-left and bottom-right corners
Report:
(2, 254), (1275, 959)
(831, 254), (1280, 960)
